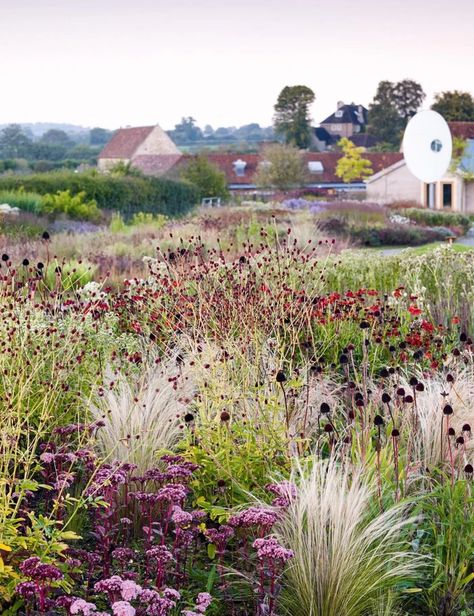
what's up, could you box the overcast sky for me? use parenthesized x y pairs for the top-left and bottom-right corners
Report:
(1, 0), (473, 130)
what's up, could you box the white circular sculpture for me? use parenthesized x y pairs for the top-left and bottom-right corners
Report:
(402, 110), (452, 183)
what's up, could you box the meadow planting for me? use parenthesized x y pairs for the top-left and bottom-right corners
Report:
(0, 204), (473, 615)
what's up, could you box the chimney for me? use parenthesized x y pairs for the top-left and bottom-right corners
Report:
(337, 101), (344, 110)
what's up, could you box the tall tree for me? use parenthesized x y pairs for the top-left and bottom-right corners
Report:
(367, 83), (404, 150)
(273, 85), (315, 149)
(40, 129), (73, 147)
(431, 90), (474, 122)
(90, 127), (113, 146)
(255, 143), (307, 190)
(367, 80), (423, 149)
(335, 138), (373, 183)
(392, 79), (425, 119)
(169, 117), (203, 144)
(0, 124), (32, 158)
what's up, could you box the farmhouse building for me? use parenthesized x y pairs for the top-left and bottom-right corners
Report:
(97, 123), (402, 193)
(314, 101), (374, 150)
(320, 101), (368, 137)
(98, 125), (182, 174)
(366, 123), (474, 212)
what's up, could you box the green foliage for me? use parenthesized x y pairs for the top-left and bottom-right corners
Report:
(432, 90), (474, 122)
(367, 79), (425, 148)
(39, 190), (101, 221)
(402, 207), (471, 234)
(0, 171), (199, 219)
(89, 127), (113, 146)
(415, 480), (474, 615)
(0, 124), (32, 158)
(130, 211), (167, 228)
(392, 79), (426, 119)
(0, 189), (43, 213)
(109, 160), (143, 177)
(367, 82), (405, 148)
(349, 224), (449, 247)
(181, 155), (229, 200)
(44, 260), (97, 290)
(255, 143), (307, 190)
(109, 211), (168, 233)
(109, 211), (127, 232)
(39, 129), (73, 147)
(273, 85), (315, 148)
(169, 117), (203, 144)
(335, 137), (373, 183)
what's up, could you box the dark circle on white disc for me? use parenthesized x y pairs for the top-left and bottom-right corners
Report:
(430, 139), (443, 153)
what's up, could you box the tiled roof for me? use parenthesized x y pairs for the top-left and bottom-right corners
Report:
(448, 122), (474, 139)
(321, 104), (368, 126)
(99, 126), (155, 159)
(132, 154), (183, 175)
(200, 152), (403, 185)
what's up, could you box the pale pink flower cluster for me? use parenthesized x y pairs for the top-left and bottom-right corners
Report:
(70, 599), (99, 615)
(171, 506), (193, 528)
(229, 507), (279, 530)
(112, 601), (136, 616)
(181, 591), (213, 615)
(252, 537), (294, 563)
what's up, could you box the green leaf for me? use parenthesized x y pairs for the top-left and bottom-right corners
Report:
(207, 543), (217, 560)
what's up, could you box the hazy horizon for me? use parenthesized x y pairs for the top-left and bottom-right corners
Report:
(1, 0), (473, 131)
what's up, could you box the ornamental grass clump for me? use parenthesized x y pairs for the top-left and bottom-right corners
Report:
(88, 353), (195, 473)
(272, 459), (425, 616)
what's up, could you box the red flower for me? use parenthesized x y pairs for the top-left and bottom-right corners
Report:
(452, 316), (460, 324)
(421, 320), (434, 333)
(408, 304), (422, 316)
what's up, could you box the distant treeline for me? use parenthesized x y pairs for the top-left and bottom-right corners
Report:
(0, 125), (112, 168)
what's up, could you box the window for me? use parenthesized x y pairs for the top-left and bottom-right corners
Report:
(335, 110), (343, 118)
(331, 124), (342, 132)
(442, 183), (453, 208)
(308, 161), (323, 174)
(233, 159), (247, 177)
(425, 183), (435, 208)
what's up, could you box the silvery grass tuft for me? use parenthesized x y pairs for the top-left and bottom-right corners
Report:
(89, 352), (195, 472)
(398, 369), (474, 471)
(272, 458), (425, 616)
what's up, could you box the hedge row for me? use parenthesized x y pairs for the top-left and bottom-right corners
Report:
(0, 171), (199, 218)
(402, 208), (471, 234)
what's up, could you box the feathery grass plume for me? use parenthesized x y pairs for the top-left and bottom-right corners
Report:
(89, 352), (195, 472)
(398, 369), (474, 472)
(273, 458), (424, 616)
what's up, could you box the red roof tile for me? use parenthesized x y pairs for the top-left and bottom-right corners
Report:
(448, 122), (474, 139)
(199, 152), (403, 185)
(99, 126), (155, 159)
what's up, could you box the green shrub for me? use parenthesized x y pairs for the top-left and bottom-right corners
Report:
(109, 211), (127, 232)
(0, 189), (43, 213)
(351, 224), (449, 246)
(109, 211), (168, 233)
(39, 190), (101, 221)
(403, 208), (471, 234)
(0, 171), (199, 219)
(130, 211), (168, 228)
